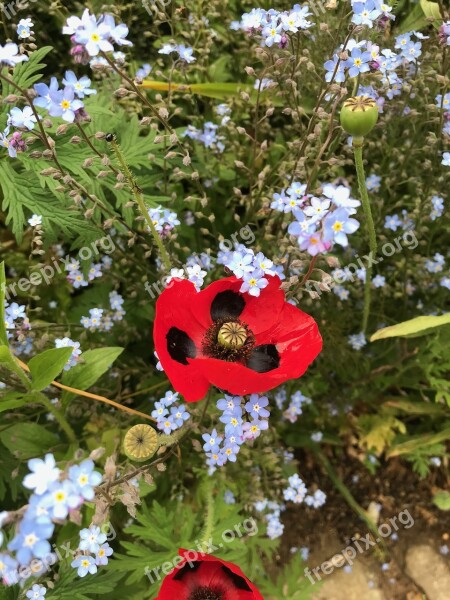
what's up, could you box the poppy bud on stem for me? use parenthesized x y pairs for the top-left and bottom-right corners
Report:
(340, 96), (379, 333)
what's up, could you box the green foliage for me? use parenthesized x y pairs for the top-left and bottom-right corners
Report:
(0, 422), (60, 459)
(259, 555), (320, 599)
(45, 566), (124, 600)
(370, 314), (450, 341)
(432, 490), (450, 511)
(28, 347), (73, 391)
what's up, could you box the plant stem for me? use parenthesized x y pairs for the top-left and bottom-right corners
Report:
(108, 138), (172, 270)
(353, 140), (377, 333)
(199, 479), (215, 548)
(316, 450), (386, 553)
(37, 392), (77, 443)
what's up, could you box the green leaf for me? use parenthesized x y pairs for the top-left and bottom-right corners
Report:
(28, 347), (74, 391)
(384, 399), (448, 415)
(0, 345), (31, 388)
(0, 161), (101, 244)
(387, 426), (450, 457)
(420, 0), (441, 23)
(61, 347), (123, 398)
(0, 392), (29, 413)
(0, 262), (8, 346)
(0, 46), (53, 96)
(0, 422), (59, 459)
(46, 567), (124, 600)
(397, 0), (441, 33)
(433, 490), (450, 511)
(370, 314), (450, 341)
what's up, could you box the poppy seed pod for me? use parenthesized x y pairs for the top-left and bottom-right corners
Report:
(340, 96), (379, 138)
(123, 424), (158, 462)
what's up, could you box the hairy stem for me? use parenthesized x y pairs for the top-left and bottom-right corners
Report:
(108, 137), (172, 270)
(353, 141), (377, 333)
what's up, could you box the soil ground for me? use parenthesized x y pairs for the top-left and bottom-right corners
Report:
(274, 451), (450, 599)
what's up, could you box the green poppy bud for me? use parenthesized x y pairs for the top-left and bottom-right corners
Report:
(340, 96), (379, 138)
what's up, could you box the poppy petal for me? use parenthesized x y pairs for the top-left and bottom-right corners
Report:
(192, 275), (285, 335)
(154, 279), (209, 402)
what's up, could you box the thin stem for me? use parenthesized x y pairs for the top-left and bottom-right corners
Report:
(353, 141), (377, 333)
(37, 392), (77, 443)
(16, 358), (156, 422)
(316, 450), (386, 553)
(75, 122), (119, 176)
(108, 137), (172, 270)
(199, 479), (215, 547)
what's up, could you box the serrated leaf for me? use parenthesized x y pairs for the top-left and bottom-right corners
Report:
(46, 567), (124, 599)
(28, 347), (74, 391)
(0, 422), (59, 459)
(0, 262), (8, 346)
(0, 161), (101, 244)
(370, 314), (450, 341)
(358, 415), (407, 454)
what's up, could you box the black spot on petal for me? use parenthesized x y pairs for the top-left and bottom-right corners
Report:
(210, 290), (245, 321)
(173, 560), (202, 581)
(246, 344), (280, 373)
(221, 565), (252, 591)
(166, 327), (196, 365)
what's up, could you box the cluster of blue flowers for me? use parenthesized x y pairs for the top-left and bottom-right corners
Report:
(168, 264), (208, 291)
(424, 253), (450, 290)
(80, 291), (126, 331)
(350, 0), (394, 28)
(63, 9), (132, 60)
(184, 122), (226, 153)
(440, 22), (450, 46)
(158, 43), (196, 64)
(32, 70), (96, 124)
(71, 526), (113, 577)
(16, 17), (34, 39)
(3, 301), (33, 355)
(324, 29), (426, 112)
(148, 205), (180, 236)
(217, 243), (284, 297)
(271, 182), (361, 257)
(203, 394), (270, 471)
(151, 391), (190, 434)
(54, 337), (82, 370)
(275, 388), (312, 423)
(384, 210), (414, 232)
(233, 5), (313, 47)
(430, 196), (445, 221)
(66, 255), (112, 289)
(254, 499), (285, 539)
(366, 174), (381, 192)
(0, 455), (102, 587)
(348, 332), (367, 350)
(284, 473), (326, 507)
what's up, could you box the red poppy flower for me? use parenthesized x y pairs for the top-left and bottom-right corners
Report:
(153, 275), (322, 402)
(155, 549), (264, 600)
